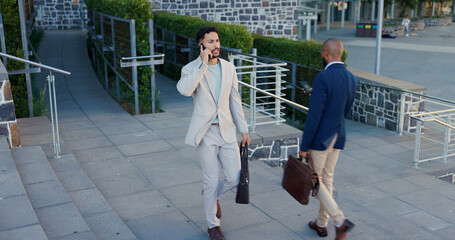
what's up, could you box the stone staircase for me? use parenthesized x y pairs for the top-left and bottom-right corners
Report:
(0, 116), (137, 239)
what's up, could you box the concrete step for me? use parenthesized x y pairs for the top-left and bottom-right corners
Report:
(0, 137), (48, 240)
(11, 146), (96, 240)
(49, 153), (137, 240)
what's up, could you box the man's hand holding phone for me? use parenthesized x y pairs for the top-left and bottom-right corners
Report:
(200, 44), (212, 64)
(300, 81), (312, 96)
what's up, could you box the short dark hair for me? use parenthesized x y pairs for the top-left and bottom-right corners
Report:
(195, 26), (219, 43)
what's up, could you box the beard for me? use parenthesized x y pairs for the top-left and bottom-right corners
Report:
(211, 48), (220, 58)
(322, 57), (328, 68)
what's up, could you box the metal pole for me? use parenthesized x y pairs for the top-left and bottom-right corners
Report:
(357, 0), (361, 22)
(0, 13), (7, 67)
(291, 64), (296, 124)
(298, 18), (302, 40)
(432, 1), (435, 16)
(414, 120), (422, 168)
(130, 20), (139, 115)
(251, 48), (257, 133)
(443, 114), (451, 163)
(374, 0), (384, 75)
(51, 74), (60, 158)
(391, 0), (395, 19)
(275, 67), (281, 124)
(18, 0), (33, 117)
(101, 15), (108, 90)
(314, 16), (317, 34)
(306, 20), (311, 41)
(47, 74), (56, 156)
(111, 18), (120, 99)
(371, 0), (376, 21)
(399, 92), (405, 135)
(326, 1), (331, 31)
(341, 0), (346, 28)
(149, 19), (156, 113)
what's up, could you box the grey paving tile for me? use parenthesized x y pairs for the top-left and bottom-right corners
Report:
(15, 161), (57, 185)
(161, 181), (204, 209)
(366, 197), (419, 216)
(81, 157), (139, 180)
(396, 190), (452, 210)
(435, 225), (455, 240)
(0, 171), (26, 198)
(56, 169), (96, 192)
(64, 136), (112, 151)
(99, 123), (149, 136)
(25, 180), (71, 208)
(72, 145), (123, 163)
(107, 130), (160, 145)
(85, 211), (136, 240)
(402, 211), (451, 231)
(57, 231), (97, 240)
(69, 188), (113, 217)
(345, 184), (388, 201)
(107, 190), (176, 220)
(11, 146), (47, 166)
(0, 194), (39, 231)
(117, 139), (174, 156)
(0, 151), (15, 173)
(59, 119), (97, 131)
(154, 126), (189, 139)
(125, 211), (203, 240)
(92, 173), (155, 198)
(225, 221), (302, 240)
(403, 174), (445, 188)
(371, 178), (423, 196)
(0, 224), (47, 240)
(128, 150), (190, 170)
(35, 203), (90, 240)
(142, 162), (202, 189)
(60, 128), (105, 142)
(141, 117), (191, 131)
(20, 133), (54, 146)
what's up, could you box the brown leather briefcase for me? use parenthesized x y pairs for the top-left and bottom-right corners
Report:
(282, 155), (319, 205)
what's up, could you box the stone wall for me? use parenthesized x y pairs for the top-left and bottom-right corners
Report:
(421, 17), (452, 27)
(34, 0), (85, 30)
(249, 137), (300, 165)
(409, 20), (425, 31)
(150, 0), (299, 39)
(0, 62), (20, 148)
(383, 25), (405, 37)
(348, 68), (426, 133)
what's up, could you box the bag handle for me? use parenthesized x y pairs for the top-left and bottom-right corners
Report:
(240, 143), (248, 160)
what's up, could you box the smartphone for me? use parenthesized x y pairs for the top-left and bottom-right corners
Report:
(300, 81), (312, 93)
(200, 43), (212, 59)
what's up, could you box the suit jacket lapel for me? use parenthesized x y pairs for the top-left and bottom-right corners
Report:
(218, 59), (229, 103)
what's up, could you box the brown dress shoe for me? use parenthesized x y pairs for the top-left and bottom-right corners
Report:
(216, 200), (222, 219)
(308, 220), (328, 237)
(208, 226), (226, 240)
(335, 219), (355, 240)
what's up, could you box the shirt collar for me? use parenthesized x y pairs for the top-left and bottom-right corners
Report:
(324, 61), (344, 70)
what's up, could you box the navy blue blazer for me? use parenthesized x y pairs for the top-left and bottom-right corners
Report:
(300, 63), (357, 151)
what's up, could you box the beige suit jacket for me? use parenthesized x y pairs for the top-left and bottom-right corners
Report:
(177, 57), (248, 147)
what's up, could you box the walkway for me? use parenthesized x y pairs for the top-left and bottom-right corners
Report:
(15, 30), (455, 239)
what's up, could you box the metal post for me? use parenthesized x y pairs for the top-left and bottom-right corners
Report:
(101, 15), (108, 90)
(314, 16), (317, 34)
(130, 20), (139, 115)
(443, 114), (451, 163)
(18, 0), (33, 117)
(275, 67), (281, 124)
(291, 64), (296, 124)
(298, 18), (302, 40)
(0, 13), (7, 67)
(357, 0), (361, 22)
(398, 92), (405, 135)
(391, 0), (395, 19)
(432, 1), (435, 16)
(371, 0), (376, 21)
(306, 20), (311, 41)
(111, 18), (120, 99)
(414, 120), (422, 168)
(374, 0), (384, 75)
(326, 1), (331, 31)
(341, 0), (346, 28)
(47, 72), (60, 158)
(149, 19), (156, 113)
(250, 48), (257, 133)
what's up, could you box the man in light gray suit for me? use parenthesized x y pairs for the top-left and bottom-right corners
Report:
(177, 27), (251, 240)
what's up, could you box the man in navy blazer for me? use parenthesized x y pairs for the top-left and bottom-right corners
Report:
(299, 38), (356, 240)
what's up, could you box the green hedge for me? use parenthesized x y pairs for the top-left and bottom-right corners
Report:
(85, 0), (161, 113)
(153, 11), (253, 53)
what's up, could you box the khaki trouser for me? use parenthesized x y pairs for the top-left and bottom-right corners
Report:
(309, 134), (345, 227)
(197, 125), (241, 228)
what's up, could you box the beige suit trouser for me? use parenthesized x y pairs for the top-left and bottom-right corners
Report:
(197, 125), (241, 228)
(309, 134), (345, 227)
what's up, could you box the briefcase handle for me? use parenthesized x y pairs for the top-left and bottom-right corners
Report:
(299, 154), (316, 171)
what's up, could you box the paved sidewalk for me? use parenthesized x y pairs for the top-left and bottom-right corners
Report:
(19, 30), (455, 240)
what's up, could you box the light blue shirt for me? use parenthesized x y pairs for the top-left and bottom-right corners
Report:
(208, 62), (222, 123)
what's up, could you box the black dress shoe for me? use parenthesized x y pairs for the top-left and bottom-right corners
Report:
(308, 220), (328, 237)
(208, 226), (226, 240)
(335, 219), (355, 240)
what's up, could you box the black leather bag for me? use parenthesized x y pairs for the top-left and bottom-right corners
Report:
(282, 154), (319, 205)
(235, 143), (249, 204)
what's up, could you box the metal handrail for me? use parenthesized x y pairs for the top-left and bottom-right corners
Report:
(238, 80), (309, 111)
(0, 52), (71, 75)
(121, 54), (165, 60)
